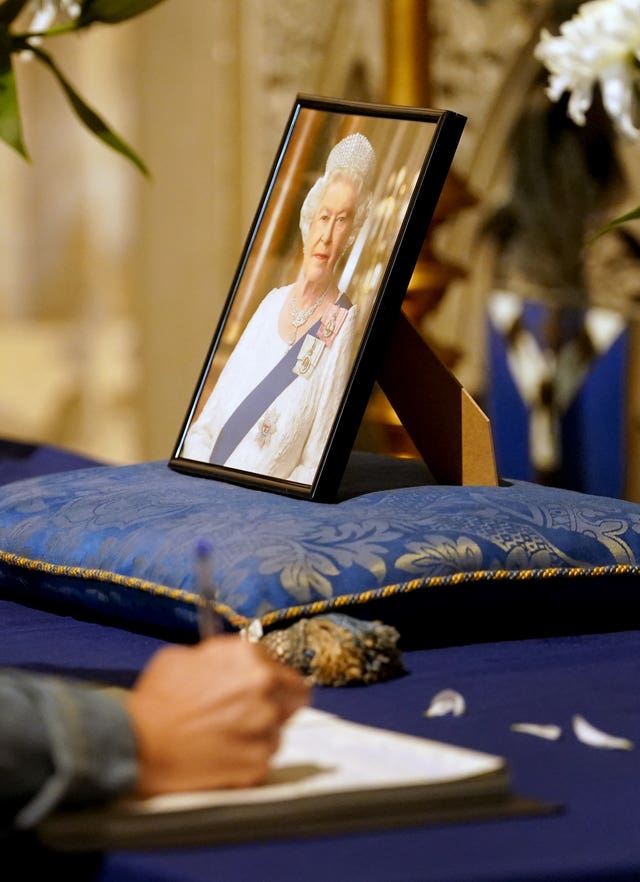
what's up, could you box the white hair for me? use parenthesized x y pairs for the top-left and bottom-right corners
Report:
(299, 133), (376, 249)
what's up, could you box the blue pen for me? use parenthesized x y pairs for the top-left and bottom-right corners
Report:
(195, 539), (224, 639)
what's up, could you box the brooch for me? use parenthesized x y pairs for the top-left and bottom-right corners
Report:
(255, 408), (278, 447)
(318, 304), (348, 347)
(293, 334), (325, 378)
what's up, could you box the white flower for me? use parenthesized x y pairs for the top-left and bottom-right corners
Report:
(26, 0), (81, 35)
(534, 0), (640, 140)
(19, 0), (82, 58)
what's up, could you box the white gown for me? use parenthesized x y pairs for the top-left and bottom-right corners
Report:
(182, 284), (358, 485)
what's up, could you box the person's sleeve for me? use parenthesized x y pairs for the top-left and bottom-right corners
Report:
(0, 669), (138, 832)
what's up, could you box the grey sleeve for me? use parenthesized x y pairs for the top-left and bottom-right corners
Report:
(0, 669), (138, 831)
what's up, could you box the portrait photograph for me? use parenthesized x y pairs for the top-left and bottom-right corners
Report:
(170, 95), (465, 500)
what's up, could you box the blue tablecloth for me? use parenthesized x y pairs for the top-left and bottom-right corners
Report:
(0, 439), (103, 488)
(2, 597), (639, 882)
(2, 441), (640, 881)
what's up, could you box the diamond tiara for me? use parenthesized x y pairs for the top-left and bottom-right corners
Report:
(324, 133), (376, 189)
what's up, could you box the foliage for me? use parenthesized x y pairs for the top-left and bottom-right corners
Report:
(0, 0), (167, 174)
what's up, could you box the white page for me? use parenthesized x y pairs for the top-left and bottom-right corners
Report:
(125, 707), (505, 815)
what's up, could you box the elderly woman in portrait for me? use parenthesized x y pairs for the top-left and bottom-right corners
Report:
(182, 133), (376, 484)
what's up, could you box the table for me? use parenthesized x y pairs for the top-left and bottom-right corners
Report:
(2, 441), (640, 881)
(2, 595), (640, 881)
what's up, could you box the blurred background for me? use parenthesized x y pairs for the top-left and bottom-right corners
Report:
(2, 0), (639, 497)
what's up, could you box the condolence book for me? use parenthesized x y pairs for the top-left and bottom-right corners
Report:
(38, 708), (554, 851)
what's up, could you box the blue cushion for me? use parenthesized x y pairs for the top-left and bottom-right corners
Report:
(1, 453), (639, 645)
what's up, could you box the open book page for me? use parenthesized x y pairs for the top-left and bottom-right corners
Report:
(39, 707), (554, 851)
(129, 707), (506, 815)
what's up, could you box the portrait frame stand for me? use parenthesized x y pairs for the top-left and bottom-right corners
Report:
(171, 95), (498, 501)
(377, 309), (498, 487)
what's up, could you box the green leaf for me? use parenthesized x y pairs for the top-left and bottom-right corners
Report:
(0, 0), (30, 26)
(31, 44), (149, 176)
(587, 204), (640, 244)
(78, 0), (167, 25)
(0, 26), (28, 158)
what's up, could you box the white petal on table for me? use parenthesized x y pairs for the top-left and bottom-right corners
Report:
(510, 722), (563, 741)
(241, 618), (264, 643)
(424, 689), (466, 717)
(572, 714), (634, 751)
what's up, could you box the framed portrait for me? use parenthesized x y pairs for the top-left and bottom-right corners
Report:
(170, 94), (466, 501)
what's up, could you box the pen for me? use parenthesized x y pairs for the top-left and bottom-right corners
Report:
(195, 539), (224, 639)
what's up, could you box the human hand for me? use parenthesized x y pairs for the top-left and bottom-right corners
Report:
(127, 635), (310, 796)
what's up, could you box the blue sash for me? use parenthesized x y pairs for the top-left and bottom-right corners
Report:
(209, 293), (351, 465)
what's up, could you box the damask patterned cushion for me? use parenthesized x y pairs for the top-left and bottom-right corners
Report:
(1, 453), (639, 646)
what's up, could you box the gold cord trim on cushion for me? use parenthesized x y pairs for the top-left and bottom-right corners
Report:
(256, 562), (640, 628)
(0, 548), (247, 630)
(1, 547), (638, 634)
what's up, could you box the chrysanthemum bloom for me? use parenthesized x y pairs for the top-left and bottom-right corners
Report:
(534, 0), (640, 140)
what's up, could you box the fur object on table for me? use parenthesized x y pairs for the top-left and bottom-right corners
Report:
(259, 613), (405, 686)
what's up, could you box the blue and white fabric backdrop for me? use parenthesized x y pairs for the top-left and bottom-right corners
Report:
(486, 291), (628, 498)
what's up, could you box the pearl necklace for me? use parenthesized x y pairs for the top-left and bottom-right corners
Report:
(287, 284), (329, 346)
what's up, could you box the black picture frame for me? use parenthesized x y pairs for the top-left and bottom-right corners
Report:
(169, 94), (466, 501)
